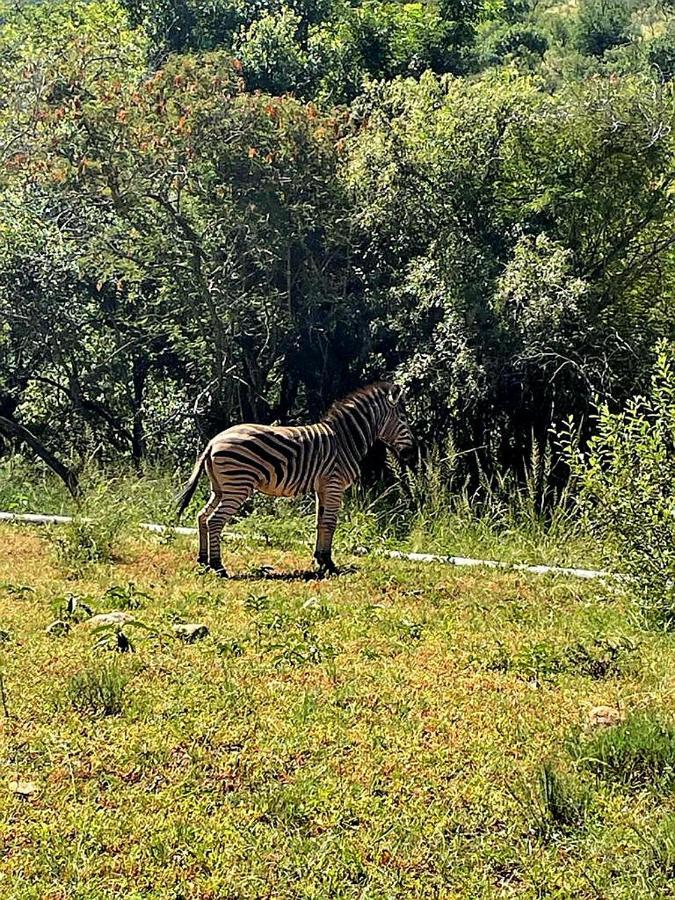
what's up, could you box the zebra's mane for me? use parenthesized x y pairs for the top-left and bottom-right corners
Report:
(321, 382), (394, 423)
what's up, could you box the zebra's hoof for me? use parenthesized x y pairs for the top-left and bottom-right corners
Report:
(211, 566), (229, 579)
(316, 562), (339, 579)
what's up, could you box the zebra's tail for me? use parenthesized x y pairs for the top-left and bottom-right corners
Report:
(175, 446), (209, 519)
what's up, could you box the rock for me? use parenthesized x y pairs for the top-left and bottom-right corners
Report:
(46, 619), (70, 637)
(88, 612), (132, 627)
(8, 779), (36, 797)
(173, 623), (209, 643)
(588, 705), (623, 728)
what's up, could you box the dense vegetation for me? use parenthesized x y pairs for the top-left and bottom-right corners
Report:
(1, 0), (674, 489)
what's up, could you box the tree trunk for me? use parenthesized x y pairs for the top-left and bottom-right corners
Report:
(0, 416), (81, 498)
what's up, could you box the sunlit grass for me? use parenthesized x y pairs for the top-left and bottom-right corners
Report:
(0, 520), (674, 897)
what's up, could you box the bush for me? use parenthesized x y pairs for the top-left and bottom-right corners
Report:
(479, 24), (549, 67)
(569, 713), (675, 791)
(564, 342), (675, 629)
(573, 0), (631, 57)
(48, 476), (133, 568)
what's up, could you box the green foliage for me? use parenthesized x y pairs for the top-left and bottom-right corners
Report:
(525, 761), (590, 834)
(565, 342), (675, 629)
(486, 635), (638, 681)
(647, 24), (675, 81)
(569, 712), (675, 791)
(572, 0), (631, 57)
(479, 23), (548, 67)
(66, 662), (129, 716)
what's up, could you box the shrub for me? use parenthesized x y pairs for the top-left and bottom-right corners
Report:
(479, 24), (549, 67)
(564, 342), (675, 630)
(569, 713), (675, 791)
(66, 663), (128, 717)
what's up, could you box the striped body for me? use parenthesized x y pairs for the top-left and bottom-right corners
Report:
(177, 382), (414, 576)
(208, 423), (338, 499)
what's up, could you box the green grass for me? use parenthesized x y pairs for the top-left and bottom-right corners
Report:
(0, 512), (674, 898)
(569, 712), (675, 791)
(0, 456), (604, 569)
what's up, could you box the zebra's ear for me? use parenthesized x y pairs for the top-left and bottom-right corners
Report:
(387, 384), (403, 406)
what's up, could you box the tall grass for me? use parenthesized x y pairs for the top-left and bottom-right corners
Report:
(0, 444), (596, 568)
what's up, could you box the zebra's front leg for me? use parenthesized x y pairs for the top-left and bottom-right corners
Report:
(313, 485), (344, 577)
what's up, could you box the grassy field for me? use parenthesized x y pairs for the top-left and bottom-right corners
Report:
(1, 519), (674, 899)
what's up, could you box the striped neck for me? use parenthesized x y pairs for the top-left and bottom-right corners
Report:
(323, 388), (387, 470)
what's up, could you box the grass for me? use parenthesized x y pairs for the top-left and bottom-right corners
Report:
(0, 454), (604, 569)
(569, 712), (675, 791)
(0, 510), (675, 899)
(65, 663), (129, 718)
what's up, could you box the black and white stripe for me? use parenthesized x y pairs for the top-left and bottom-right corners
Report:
(176, 382), (414, 575)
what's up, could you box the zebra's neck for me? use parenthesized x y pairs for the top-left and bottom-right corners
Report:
(324, 398), (383, 475)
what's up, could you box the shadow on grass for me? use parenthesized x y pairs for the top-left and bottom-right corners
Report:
(231, 564), (359, 582)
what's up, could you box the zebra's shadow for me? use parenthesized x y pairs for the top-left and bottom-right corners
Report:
(230, 565), (358, 582)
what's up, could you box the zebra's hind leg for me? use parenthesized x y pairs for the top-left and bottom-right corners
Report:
(196, 491), (219, 567)
(205, 487), (253, 576)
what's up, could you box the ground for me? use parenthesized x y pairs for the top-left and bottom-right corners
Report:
(0, 523), (674, 899)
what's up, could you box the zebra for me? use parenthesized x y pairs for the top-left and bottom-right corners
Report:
(176, 382), (414, 577)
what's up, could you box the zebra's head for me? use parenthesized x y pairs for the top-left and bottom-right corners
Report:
(378, 384), (415, 461)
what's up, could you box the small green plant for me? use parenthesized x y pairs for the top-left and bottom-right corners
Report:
(565, 636), (637, 679)
(92, 618), (157, 653)
(103, 582), (151, 610)
(569, 712), (675, 791)
(52, 593), (94, 623)
(648, 815), (675, 879)
(217, 637), (247, 658)
(244, 593), (270, 613)
(0, 583), (36, 599)
(485, 636), (637, 682)
(50, 515), (124, 568)
(66, 663), (128, 717)
(48, 478), (133, 569)
(510, 761), (589, 836)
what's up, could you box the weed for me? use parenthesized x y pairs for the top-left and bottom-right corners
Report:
(51, 593), (94, 624)
(50, 514), (125, 568)
(66, 663), (128, 717)
(103, 582), (152, 610)
(92, 618), (158, 653)
(647, 815), (675, 879)
(510, 761), (589, 836)
(0, 583), (36, 599)
(485, 635), (637, 682)
(244, 593), (269, 612)
(565, 636), (637, 679)
(569, 712), (675, 791)
(217, 638), (247, 657)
